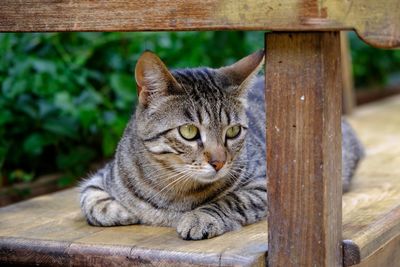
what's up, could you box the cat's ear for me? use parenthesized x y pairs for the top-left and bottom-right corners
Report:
(135, 51), (180, 106)
(219, 49), (264, 95)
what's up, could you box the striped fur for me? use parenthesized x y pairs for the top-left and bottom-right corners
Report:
(80, 51), (364, 240)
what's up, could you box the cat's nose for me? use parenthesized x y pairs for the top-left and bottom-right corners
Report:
(209, 160), (225, 172)
(204, 145), (226, 172)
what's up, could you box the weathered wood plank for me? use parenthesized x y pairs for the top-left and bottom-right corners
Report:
(0, 237), (261, 267)
(0, 0), (399, 48)
(265, 32), (342, 266)
(0, 190), (268, 266)
(344, 95), (400, 265)
(353, 234), (400, 267)
(341, 31), (356, 115)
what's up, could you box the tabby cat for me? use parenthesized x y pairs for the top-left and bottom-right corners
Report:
(80, 50), (364, 240)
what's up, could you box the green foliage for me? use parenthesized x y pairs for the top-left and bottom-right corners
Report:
(0, 32), (263, 186)
(349, 32), (400, 88)
(1, 32), (398, 187)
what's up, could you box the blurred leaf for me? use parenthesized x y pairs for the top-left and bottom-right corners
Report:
(9, 169), (34, 183)
(56, 146), (95, 174)
(54, 92), (73, 111)
(102, 130), (117, 157)
(0, 110), (12, 126)
(0, 140), (9, 170)
(2, 78), (28, 99)
(32, 59), (57, 75)
(349, 32), (400, 88)
(110, 73), (136, 102)
(23, 133), (46, 155)
(42, 117), (78, 138)
(78, 107), (97, 129)
(58, 174), (75, 187)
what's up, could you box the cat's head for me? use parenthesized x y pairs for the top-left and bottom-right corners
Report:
(134, 50), (263, 184)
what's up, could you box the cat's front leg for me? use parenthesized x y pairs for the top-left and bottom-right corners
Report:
(80, 174), (140, 226)
(177, 181), (267, 240)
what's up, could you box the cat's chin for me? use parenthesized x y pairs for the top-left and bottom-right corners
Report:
(192, 168), (230, 184)
(194, 176), (220, 184)
(191, 171), (218, 184)
(173, 164), (230, 184)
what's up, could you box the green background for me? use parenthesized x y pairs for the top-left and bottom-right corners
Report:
(0, 32), (399, 187)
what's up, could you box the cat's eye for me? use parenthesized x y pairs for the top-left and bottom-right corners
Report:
(226, 125), (241, 139)
(179, 124), (199, 140)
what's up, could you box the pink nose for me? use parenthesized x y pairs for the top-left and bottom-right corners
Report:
(209, 160), (225, 171)
(204, 145), (226, 172)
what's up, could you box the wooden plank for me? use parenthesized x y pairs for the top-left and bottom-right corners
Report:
(343, 95), (400, 266)
(356, 85), (400, 106)
(265, 32), (342, 266)
(341, 31), (356, 115)
(353, 234), (400, 267)
(0, 1), (399, 48)
(0, 189), (268, 266)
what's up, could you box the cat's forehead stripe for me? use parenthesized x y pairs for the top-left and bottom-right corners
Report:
(173, 68), (224, 94)
(202, 68), (219, 88)
(170, 68), (243, 126)
(196, 109), (203, 124)
(183, 108), (194, 121)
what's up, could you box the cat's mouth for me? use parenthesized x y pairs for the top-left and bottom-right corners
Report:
(175, 163), (230, 184)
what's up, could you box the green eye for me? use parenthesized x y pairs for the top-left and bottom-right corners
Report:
(226, 125), (241, 139)
(179, 124), (199, 140)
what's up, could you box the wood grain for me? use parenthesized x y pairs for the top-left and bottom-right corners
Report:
(265, 32), (342, 267)
(344, 95), (400, 265)
(0, 190), (268, 266)
(341, 32), (356, 115)
(0, 0), (399, 48)
(353, 234), (400, 267)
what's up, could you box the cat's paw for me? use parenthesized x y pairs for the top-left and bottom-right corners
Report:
(176, 210), (225, 240)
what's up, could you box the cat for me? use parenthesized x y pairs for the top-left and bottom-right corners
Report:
(80, 50), (364, 240)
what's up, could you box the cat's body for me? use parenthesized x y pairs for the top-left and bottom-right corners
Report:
(80, 51), (364, 240)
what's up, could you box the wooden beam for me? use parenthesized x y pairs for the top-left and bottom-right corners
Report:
(353, 234), (400, 267)
(265, 32), (342, 266)
(0, 1), (399, 48)
(341, 32), (356, 115)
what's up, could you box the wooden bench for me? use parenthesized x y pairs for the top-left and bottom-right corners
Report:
(1, 1), (399, 266)
(1, 96), (400, 266)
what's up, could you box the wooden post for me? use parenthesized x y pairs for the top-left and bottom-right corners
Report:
(341, 31), (356, 115)
(265, 32), (342, 267)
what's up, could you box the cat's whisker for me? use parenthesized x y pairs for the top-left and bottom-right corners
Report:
(154, 168), (192, 184)
(145, 165), (176, 175)
(171, 164), (209, 174)
(158, 172), (194, 197)
(135, 170), (192, 192)
(232, 158), (265, 164)
(140, 168), (177, 182)
(227, 168), (255, 185)
(175, 175), (195, 194)
(147, 170), (193, 201)
(147, 169), (189, 185)
(226, 172), (240, 185)
(232, 160), (264, 164)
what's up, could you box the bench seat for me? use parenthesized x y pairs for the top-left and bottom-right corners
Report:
(1, 95), (400, 267)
